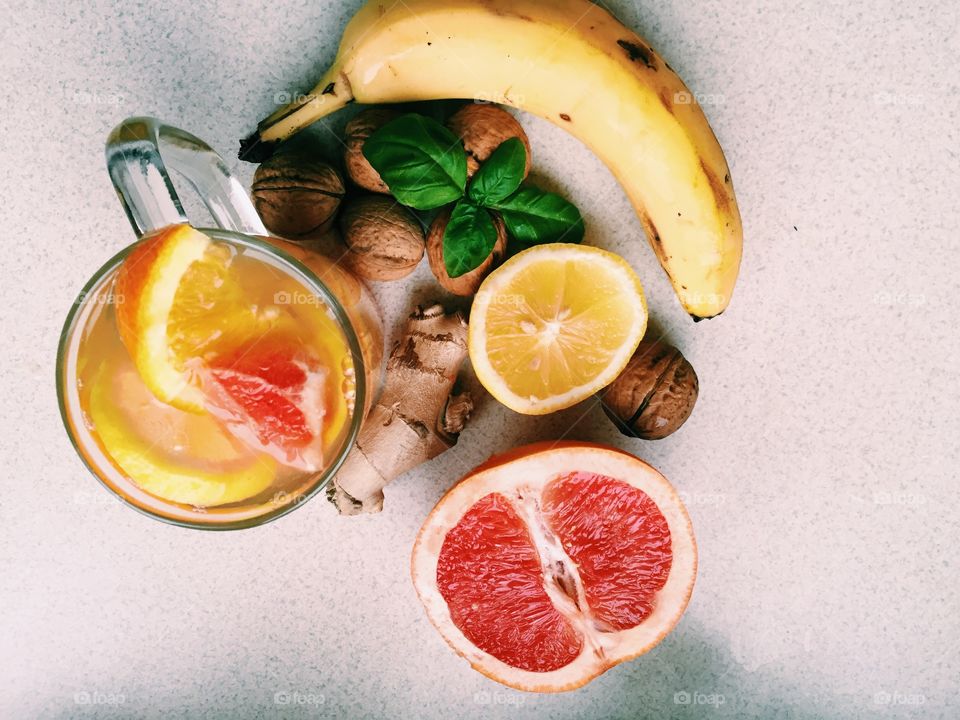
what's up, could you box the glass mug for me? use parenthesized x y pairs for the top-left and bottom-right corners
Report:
(57, 117), (384, 529)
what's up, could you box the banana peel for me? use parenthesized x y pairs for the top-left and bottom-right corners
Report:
(240, 0), (742, 319)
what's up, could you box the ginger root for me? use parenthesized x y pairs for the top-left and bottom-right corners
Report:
(328, 304), (473, 515)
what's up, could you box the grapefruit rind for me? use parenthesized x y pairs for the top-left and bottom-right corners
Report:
(410, 442), (697, 692)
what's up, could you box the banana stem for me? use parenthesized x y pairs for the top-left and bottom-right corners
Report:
(239, 67), (353, 162)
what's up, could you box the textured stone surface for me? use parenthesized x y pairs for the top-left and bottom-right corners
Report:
(1, 0), (958, 718)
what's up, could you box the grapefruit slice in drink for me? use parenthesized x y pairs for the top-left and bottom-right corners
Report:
(198, 341), (329, 472)
(411, 442), (697, 692)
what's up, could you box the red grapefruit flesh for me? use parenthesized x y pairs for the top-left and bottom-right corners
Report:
(200, 342), (327, 472)
(436, 493), (583, 673)
(542, 472), (672, 631)
(412, 442), (697, 692)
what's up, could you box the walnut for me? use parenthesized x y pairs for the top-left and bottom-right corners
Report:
(251, 148), (345, 240)
(599, 339), (699, 440)
(446, 104), (532, 178)
(426, 207), (507, 296)
(337, 195), (425, 281)
(344, 108), (402, 194)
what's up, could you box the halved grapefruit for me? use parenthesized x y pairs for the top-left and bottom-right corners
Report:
(411, 441), (696, 692)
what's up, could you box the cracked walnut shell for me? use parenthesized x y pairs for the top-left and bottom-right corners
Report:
(599, 338), (699, 440)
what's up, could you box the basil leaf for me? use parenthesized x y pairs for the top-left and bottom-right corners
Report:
(443, 201), (498, 278)
(467, 137), (526, 206)
(363, 114), (467, 210)
(488, 187), (585, 247)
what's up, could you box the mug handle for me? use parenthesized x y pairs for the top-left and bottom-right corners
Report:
(105, 116), (267, 238)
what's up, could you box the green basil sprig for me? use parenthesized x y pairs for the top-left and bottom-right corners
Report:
(363, 112), (584, 278)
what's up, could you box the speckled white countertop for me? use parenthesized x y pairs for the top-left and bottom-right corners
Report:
(1, 1), (958, 718)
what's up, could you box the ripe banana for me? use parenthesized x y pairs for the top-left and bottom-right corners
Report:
(241, 0), (742, 319)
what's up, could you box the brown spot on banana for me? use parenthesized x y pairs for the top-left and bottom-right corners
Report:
(490, 5), (532, 21)
(699, 159), (731, 214)
(637, 212), (672, 279)
(617, 39), (657, 70)
(559, 113), (572, 122)
(658, 88), (674, 113)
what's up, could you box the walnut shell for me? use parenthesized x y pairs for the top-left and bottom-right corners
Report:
(344, 108), (402, 194)
(252, 149), (345, 240)
(426, 207), (507, 296)
(447, 104), (532, 178)
(599, 339), (699, 440)
(337, 195), (425, 281)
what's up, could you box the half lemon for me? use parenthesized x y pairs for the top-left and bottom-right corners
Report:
(469, 244), (647, 414)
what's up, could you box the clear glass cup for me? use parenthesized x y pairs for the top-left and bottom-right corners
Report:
(57, 118), (383, 529)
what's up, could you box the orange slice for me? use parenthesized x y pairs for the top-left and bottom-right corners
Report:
(468, 244), (647, 415)
(114, 224), (271, 412)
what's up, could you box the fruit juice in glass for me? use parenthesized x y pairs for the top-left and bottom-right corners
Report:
(59, 225), (381, 529)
